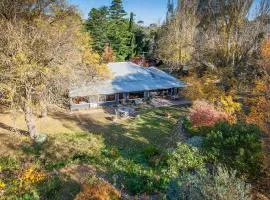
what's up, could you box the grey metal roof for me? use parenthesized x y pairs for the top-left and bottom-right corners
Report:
(69, 62), (186, 97)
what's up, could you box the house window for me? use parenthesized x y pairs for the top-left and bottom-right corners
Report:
(72, 96), (89, 104)
(106, 94), (116, 102)
(129, 92), (144, 99)
(150, 89), (169, 97)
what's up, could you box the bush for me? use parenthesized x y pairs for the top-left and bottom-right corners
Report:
(111, 157), (160, 194)
(143, 146), (160, 159)
(219, 95), (241, 123)
(183, 75), (225, 103)
(1, 163), (48, 199)
(167, 166), (251, 200)
(75, 178), (120, 200)
(37, 175), (81, 200)
(0, 157), (19, 172)
(186, 136), (204, 148)
(165, 143), (205, 178)
(203, 121), (263, 178)
(189, 100), (228, 128)
(143, 146), (164, 167)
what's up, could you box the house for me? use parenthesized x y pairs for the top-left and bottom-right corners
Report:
(69, 62), (186, 110)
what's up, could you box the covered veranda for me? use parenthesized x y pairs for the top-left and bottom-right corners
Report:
(69, 87), (181, 110)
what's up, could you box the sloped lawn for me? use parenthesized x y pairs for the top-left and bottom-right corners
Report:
(0, 106), (188, 198)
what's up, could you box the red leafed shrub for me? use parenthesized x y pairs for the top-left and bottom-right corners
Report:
(189, 100), (228, 127)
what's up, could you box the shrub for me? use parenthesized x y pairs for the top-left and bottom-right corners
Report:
(165, 143), (205, 178)
(189, 100), (228, 128)
(246, 80), (270, 133)
(111, 157), (160, 194)
(203, 121), (263, 178)
(0, 180), (5, 192)
(0, 157), (19, 172)
(219, 95), (241, 123)
(183, 75), (225, 103)
(186, 136), (204, 148)
(143, 146), (164, 167)
(17, 166), (47, 198)
(167, 166), (251, 200)
(143, 146), (160, 159)
(37, 175), (81, 200)
(1, 164), (47, 199)
(75, 178), (120, 200)
(19, 167), (46, 185)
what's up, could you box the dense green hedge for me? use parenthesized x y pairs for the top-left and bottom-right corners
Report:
(167, 166), (251, 200)
(183, 119), (263, 179)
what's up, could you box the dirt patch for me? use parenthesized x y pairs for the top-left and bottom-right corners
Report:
(58, 164), (96, 184)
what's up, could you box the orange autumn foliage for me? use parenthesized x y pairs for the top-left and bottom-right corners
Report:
(102, 43), (116, 63)
(75, 180), (120, 200)
(246, 80), (270, 133)
(184, 75), (241, 123)
(19, 167), (46, 185)
(248, 39), (270, 133)
(261, 38), (270, 58)
(183, 75), (225, 103)
(19, 166), (47, 193)
(261, 38), (270, 74)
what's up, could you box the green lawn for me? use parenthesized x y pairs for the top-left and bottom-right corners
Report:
(0, 106), (188, 198)
(101, 106), (187, 149)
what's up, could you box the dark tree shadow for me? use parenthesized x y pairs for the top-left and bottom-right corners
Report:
(2, 105), (188, 196)
(0, 122), (28, 135)
(37, 175), (81, 200)
(48, 106), (189, 151)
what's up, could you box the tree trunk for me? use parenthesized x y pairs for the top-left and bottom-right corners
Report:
(24, 104), (37, 139)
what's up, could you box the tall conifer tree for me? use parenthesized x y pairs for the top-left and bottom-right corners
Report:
(109, 0), (126, 20)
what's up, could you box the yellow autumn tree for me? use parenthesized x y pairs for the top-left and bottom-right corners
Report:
(183, 74), (241, 123)
(262, 38), (270, 58)
(246, 38), (270, 132)
(0, 0), (109, 139)
(156, 0), (199, 71)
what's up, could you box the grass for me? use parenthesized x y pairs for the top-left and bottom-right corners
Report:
(103, 107), (186, 149)
(0, 106), (187, 198)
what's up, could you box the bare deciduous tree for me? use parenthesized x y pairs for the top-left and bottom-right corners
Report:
(156, 0), (200, 72)
(195, 0), (270, 83)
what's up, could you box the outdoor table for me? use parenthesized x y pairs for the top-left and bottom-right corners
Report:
(171, 95), (179, 100)
(117, 107), (130, 117)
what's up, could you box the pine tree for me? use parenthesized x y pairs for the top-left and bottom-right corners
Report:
(109, 0), (126, 20)
(86, 7), (109, 54)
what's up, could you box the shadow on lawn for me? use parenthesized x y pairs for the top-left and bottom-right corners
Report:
(49, 110), (145, 149)
(37, 175), (81, 200)
(1, 106), (187, 167)
(2, 106), (187, 196)
(0, 121), (28, 135)
(49, 106), (187, 150)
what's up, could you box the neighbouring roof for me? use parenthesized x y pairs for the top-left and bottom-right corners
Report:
(69, 62), (186, 97)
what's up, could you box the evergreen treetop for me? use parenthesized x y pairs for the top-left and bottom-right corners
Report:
(109, 0), (126, 20)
